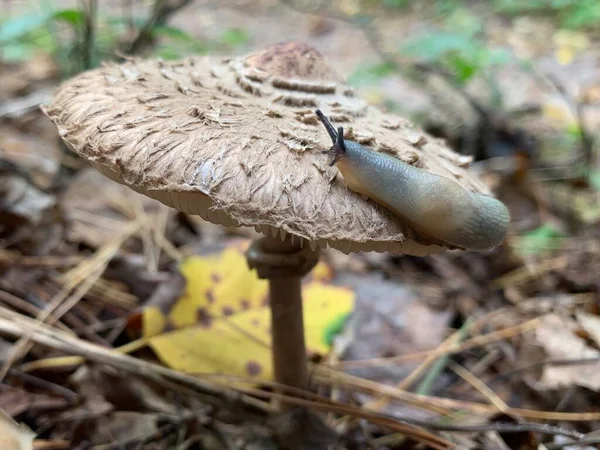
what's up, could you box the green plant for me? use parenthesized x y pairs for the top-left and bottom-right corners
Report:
(0, 9), (84, 65)
(403, 31), (509, 84)
(0, 1), (240, 76)
(347, 61), (397, 86)
(493, 0), (600, 29)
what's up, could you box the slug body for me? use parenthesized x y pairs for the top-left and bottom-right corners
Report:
(315, 110), (510, 250)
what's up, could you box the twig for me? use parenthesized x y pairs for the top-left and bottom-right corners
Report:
(0, 306), (270, 413)
(0, 220), (146, 380)
(545, 435), (600, 449)
(231, 383), (583, 441)
(279, 0), (497, 131)
(91, 422), (177, 449)
(0, 290), (71, 332)
(0, 88), (53, 118)
(7, 368), (78, 402)
(414, 319), (473, 396)
(358, 321), (469, 417)
(125, 0), (194, 55)
(0, 251), (84, 268)
(448, 361), (509, 413)
(199, 372), (585, 440)
(0, 267), (104, 380)
(545, 73), (595, 179)
(487, 356), (600, 384)
(81, 0), (98, 70)
(336, 316), (543, 369)
(314, 365), (600, 421)
(233, 385), (452, 450)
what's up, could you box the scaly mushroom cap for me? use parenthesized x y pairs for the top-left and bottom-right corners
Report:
(43, 41), (488, 256)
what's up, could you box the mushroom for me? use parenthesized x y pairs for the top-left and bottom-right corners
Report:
(43, 41), (507, 391)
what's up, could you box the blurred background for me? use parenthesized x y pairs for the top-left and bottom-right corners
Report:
(2, 1), (600, 449)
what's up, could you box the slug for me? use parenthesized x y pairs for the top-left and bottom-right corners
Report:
(315, 109), (510, 250)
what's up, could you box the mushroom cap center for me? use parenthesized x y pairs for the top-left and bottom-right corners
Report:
(243, 41), (341, 82)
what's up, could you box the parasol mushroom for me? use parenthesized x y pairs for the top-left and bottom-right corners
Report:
(42, 41), (508, 392)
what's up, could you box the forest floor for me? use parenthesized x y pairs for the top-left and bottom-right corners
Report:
(2, 1), (600, 449)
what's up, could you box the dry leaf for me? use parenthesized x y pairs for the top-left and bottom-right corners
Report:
(553, 30), (589, 65)
(534, 314), (600, 390)
(93, 412), (157, 446)
(0, 409), (35, 450)
(575, 311), (600, 347)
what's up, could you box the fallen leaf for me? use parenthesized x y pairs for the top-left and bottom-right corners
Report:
(575, 311), (600, 347)
(0, 386), (69, 417)
(0, 159), (62, 254)
(532, 314), (600, 391)
(0, 409), (35, 450)
(553, 30), (589, 65)
(541, 102), (574, 124)
(143, 242), (354, 379)
(92, 412), (157, 446)
(334, 274), (452, 382)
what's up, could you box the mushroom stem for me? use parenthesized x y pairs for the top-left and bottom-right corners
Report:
(268, 272), (307, 389)
(246, 233), (320, 392)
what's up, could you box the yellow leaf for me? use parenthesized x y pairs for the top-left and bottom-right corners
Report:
(311, 260), (334, 283)
(339, 0), (360, 16)
(143, 241), (355, 379)
(553, 30), (589, 65)
(149, 310), (273, 378)
(303, 283), (354, 355)
(143, 306), (166, 337)
(165, 246), (269, 331)
(542, 102), (574, 124)
(556, 46), (574, 65)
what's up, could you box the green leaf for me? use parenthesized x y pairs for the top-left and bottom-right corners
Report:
(402, 32), (475, 61)
(347, 62), (396, 86)
(383, 0), (410, 7)
(153, 47), (185, 60)
(513, 223), (566, 255)
(0, 42), (35, 62)
(153, 25), (197, 42)
(52, 9), (85, 26)
(446, 53), (478, 83)
(0, 13), (51, 43)
(323, 312), (351, 347)
(589, 171), (600, 192)
(220, 27), (250, 49)
(562, 2), (600, 29)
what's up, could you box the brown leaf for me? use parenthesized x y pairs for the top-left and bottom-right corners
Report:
(533, 314), (600, 390)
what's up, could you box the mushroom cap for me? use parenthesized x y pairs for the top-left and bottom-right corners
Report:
(43, 41), (489, 256)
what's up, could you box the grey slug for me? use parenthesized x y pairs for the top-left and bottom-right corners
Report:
(315, 109), (510, 250)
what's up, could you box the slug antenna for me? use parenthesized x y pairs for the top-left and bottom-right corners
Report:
(336, 126), (346, 152)
(315, 109), (346, 166)
(315, 109), (338, 144)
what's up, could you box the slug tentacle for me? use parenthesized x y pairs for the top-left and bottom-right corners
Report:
(314, 109), (510, 250)
(316, 109), (346, 166)
(315, 109), (337, 143)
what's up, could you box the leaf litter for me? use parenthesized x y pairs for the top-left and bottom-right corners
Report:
(2, 2), (600, 450)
